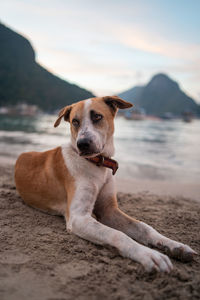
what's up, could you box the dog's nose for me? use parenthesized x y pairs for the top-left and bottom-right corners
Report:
(77, 138), (91, 152)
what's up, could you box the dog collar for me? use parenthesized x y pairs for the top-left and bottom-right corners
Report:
(86, 155), (119, 175)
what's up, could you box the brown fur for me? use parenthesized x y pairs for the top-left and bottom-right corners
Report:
(15, 147), (75, 216)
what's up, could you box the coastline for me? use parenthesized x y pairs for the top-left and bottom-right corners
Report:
(2, 155), (199, 202)
(116, 176), (200, 202)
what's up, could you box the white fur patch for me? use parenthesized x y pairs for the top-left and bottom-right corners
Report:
(61, 143), (109, 180)
(61, 143), (112, 229)
(84, 98), (92, 114)
(77, 99), (93, 142)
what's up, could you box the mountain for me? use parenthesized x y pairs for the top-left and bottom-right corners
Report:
(119, 74), (200, 116)
(0, 23), (94, 111)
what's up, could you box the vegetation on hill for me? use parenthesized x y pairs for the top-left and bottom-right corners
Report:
(0, 23), (94, 111)
(119, 74), (200, 116)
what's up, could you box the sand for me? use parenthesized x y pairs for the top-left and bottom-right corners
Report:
(0, 163), (200, 300)
(116, 177), (200, 202)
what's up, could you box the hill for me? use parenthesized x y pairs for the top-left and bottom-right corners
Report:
(0, 23), (94, 111)
(119, 74), (200, 116)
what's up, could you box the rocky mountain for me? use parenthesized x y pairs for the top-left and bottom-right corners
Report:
(119, 74), (200, 116)
(0, 23), (94, 111)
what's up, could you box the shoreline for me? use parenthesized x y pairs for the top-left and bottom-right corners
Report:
(116, 176), (200, 202)
(2, 156), (199, 202)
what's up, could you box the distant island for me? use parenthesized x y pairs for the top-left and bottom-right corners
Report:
(0, 23), (94, 112)
(118, 73), (200, 117)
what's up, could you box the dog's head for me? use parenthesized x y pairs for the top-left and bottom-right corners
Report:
(54, 96), (132, 157)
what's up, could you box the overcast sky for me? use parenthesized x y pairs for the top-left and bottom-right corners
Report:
(0, 0), (200, 101)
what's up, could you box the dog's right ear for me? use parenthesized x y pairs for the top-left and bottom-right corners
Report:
(54, 105), (72, 127)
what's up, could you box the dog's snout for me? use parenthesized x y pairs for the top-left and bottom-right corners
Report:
(77, 138), (91, 152)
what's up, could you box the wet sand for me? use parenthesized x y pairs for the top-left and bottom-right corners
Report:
(0, 164), (200, 300)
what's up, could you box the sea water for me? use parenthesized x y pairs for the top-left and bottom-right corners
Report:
(0, 114), (199, 184)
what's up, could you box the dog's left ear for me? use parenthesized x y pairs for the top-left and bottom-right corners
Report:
(54, 105), (72, 127)
(103, 96), (133, 114)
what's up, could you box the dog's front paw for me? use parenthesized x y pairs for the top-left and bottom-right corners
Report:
(138, 248), (173, 273)
(157, 241), (197, 262)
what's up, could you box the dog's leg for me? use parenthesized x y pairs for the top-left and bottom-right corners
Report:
(66, 181), (172, 273)
(94, 178), (197, 262)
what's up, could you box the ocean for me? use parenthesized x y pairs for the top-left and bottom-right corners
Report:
(0, 114), (199, 184)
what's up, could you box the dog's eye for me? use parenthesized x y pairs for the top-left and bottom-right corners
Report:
(72, 118), (80, 127)
(92, 113), (103, 123)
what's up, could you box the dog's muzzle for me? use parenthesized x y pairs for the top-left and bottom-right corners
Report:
(77, 138), (91, 152)
(77, 138), (97, 156)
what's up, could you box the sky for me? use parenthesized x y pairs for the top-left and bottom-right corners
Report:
(0, 0), (200, 101)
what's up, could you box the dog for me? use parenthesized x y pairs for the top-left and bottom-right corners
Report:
(15, 96), (196, 272)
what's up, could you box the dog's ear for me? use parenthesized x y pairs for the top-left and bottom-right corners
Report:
(54, 105), (72, 127)
(103, 96), (133, 115)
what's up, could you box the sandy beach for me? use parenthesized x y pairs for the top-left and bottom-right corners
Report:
(116, 176), (200, 203)
(0, 162), (200, 300)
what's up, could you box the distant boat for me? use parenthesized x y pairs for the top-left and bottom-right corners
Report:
(182, 111), (193, 123)
(0, 103), (41, 116)
(160, 112), (175, 120)
(124, 107), (146, 121)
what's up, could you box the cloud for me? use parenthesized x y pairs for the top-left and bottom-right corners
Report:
(32, 32), (200, 99)
(109, 24), (200, 61)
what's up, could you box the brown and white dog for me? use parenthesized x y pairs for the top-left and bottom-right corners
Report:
(15, 96), (196, 272)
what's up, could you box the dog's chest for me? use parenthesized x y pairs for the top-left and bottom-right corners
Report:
(61, 144), (110, 190)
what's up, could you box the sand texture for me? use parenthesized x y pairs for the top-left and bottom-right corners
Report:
(0, 164), (200, 300)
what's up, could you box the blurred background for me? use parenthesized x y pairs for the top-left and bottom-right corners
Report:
(0, 0), (200, 198)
